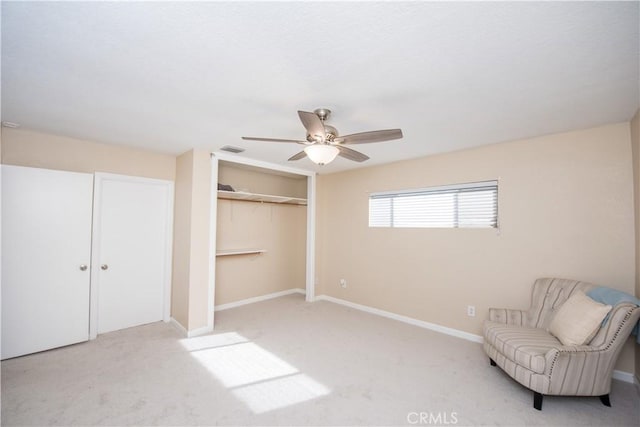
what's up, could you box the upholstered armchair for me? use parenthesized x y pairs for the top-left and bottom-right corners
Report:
(483, 278), (640, 410)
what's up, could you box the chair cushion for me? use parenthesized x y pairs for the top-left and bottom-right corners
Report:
(483, 321), (562, 374)
(548, 291), (612, 346)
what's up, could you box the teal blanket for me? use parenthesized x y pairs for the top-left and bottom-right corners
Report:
(586, 287), (640, 344)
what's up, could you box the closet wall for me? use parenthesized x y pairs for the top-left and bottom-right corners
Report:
(215, 162), (307, 305)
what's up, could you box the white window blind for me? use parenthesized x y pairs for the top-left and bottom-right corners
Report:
(369, 180), (498, 228)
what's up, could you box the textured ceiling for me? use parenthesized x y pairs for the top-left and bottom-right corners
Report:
(2, 1), (639, 174)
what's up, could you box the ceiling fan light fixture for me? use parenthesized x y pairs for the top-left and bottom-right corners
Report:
(304, 144), (339, 165)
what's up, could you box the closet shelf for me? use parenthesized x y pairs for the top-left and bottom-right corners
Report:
(217, 190), (307, 206)
(216, 249), (267, 257)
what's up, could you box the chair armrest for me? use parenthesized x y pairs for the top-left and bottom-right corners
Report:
(488, 308), (527, 326)
(544, 345), (613, 395)
(543, 305), (640, 396)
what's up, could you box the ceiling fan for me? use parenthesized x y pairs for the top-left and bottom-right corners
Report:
(242, 108), (403, 165)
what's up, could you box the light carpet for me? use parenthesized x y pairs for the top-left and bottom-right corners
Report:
(2, 294), (639, 426)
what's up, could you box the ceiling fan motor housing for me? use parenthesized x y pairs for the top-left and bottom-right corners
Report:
(309, 108), (339, 142)
(306, 126), (339, 143)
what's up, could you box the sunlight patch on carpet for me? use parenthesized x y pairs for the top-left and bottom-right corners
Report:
(189, 342), (297, 388)
(180, 332), (330, 413)
(232, 373), (330, 414)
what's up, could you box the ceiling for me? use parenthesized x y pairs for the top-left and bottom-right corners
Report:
(2, 1), (639, 174)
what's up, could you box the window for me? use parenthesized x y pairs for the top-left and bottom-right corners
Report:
(369, 180), (498, 228)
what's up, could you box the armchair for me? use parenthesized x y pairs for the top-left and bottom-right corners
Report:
(483, 278), (640, 410)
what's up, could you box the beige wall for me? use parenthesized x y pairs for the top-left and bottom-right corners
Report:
(171, 150), (194, 328)
(188, 150), (212, 329)
(631, 109), (640, 382)
(1, 128), (175, 180)
(215, 163), (306, 305)
(4, 121), (637, 374)
(317, 123), (636, 373)
(171, 149), (211, 331)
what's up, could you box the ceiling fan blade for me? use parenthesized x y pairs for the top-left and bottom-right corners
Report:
(241, 136), (305, 144)
(336, 129), (403, 144)
(337, 145), (369, 162)
(288, 151), (307, 161)
(298, 111), (325, 141)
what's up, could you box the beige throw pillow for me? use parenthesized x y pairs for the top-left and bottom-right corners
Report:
(548, 291), (612, 346)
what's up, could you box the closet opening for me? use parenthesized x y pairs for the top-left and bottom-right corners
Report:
(209, 154), (316, 329)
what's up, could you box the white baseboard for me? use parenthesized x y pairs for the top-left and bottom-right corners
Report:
(612, 370), (636, 384)
(214, 288), (306, 312)
(169, 317), (187, 336)
(184, 291), (638, 385)
(187, 325), (214, 338)
(175, 289), (306, 338)
(170, 317), (214, 338)
(314, 294), (484, 344)
(314, 295), (640, 384)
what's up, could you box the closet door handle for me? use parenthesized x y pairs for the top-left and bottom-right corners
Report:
(101, 264), (109, 271)
(79, 264), (88, 271)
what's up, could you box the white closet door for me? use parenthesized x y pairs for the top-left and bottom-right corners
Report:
(92, 174), (173, 335)
(1, 165), (93, 360)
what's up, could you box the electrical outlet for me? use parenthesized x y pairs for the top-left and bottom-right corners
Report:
(467, 305), (476, 317)
(340, 278), (347, 288)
